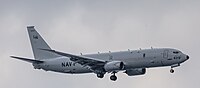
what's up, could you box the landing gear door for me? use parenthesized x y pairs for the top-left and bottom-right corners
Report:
(163, 50), (169, 59)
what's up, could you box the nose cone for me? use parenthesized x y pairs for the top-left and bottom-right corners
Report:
(183, 55), (189, 62)
(180, 54), (189, 63)
(186, 55), (189, 60)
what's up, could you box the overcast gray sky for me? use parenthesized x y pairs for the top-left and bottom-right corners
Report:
(0, 0), (199, 88)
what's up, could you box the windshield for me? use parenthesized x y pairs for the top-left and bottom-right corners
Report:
(173, 51), (181, 54)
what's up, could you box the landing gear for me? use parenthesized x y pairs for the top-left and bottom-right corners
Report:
(170, 64), (180, 73)
(170, 68), (174, 73)
(110, 73), (117, 81)
(97, 73), (104, 78)
(110, 75), (117, 81)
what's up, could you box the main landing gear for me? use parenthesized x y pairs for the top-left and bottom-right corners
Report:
(97, 73), (104, 78)
(96, 71), (118, 81)
(110, 75), (117, 81)
(110, 72), (117, 81)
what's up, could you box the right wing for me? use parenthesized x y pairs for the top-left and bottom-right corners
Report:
(41, 49), (106, 70)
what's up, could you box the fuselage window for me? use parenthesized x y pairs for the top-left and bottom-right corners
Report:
(109, 55), (113, 60)
(143, 53), (146, 58)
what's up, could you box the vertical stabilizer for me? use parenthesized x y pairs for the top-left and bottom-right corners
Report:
(27, 26), (59, 60)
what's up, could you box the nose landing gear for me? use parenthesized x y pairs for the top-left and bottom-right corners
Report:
(170, 68), (174, 73)
(170, 63), (180, 73)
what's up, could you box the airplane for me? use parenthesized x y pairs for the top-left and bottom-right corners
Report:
(11, 26), (189, 81)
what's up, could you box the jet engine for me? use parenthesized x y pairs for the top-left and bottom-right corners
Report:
(125, 68), (146, 76)
(104, 61), (124, 72)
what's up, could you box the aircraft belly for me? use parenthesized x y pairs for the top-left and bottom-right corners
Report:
(66, 65), (92, 74)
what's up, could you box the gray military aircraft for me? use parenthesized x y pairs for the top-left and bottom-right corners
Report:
(11, 26), (189, 81)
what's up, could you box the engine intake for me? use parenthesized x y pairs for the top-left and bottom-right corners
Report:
(104, 61), (124, 72)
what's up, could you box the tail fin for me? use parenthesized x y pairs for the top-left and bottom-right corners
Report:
(27, 26), (59, 60)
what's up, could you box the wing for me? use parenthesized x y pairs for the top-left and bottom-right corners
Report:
(10, 56), (44, 64)
(41, 49), (106, 70)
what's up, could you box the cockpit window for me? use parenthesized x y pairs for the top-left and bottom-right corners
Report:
(173, 51), (179, 54)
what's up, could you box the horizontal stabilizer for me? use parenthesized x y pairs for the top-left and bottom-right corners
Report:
(10, 56), (44, 64)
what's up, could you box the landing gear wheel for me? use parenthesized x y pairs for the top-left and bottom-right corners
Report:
(170, 69), (174, 73)
(110, 75), (117, 81)
(97, 73), (104, 78)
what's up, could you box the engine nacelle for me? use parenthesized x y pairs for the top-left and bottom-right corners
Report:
(104, 61), (124, 72)
(125, 68), (146, 76)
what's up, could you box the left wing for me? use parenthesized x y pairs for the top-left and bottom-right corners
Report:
(41, 49), (106, 70)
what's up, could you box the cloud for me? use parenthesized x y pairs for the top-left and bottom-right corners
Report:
(0, 0), (199, 88)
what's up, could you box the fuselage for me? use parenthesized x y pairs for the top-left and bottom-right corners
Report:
(34, 48), (189, 74)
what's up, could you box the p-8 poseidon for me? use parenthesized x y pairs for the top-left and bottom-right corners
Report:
(11, 26), (189, 81)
